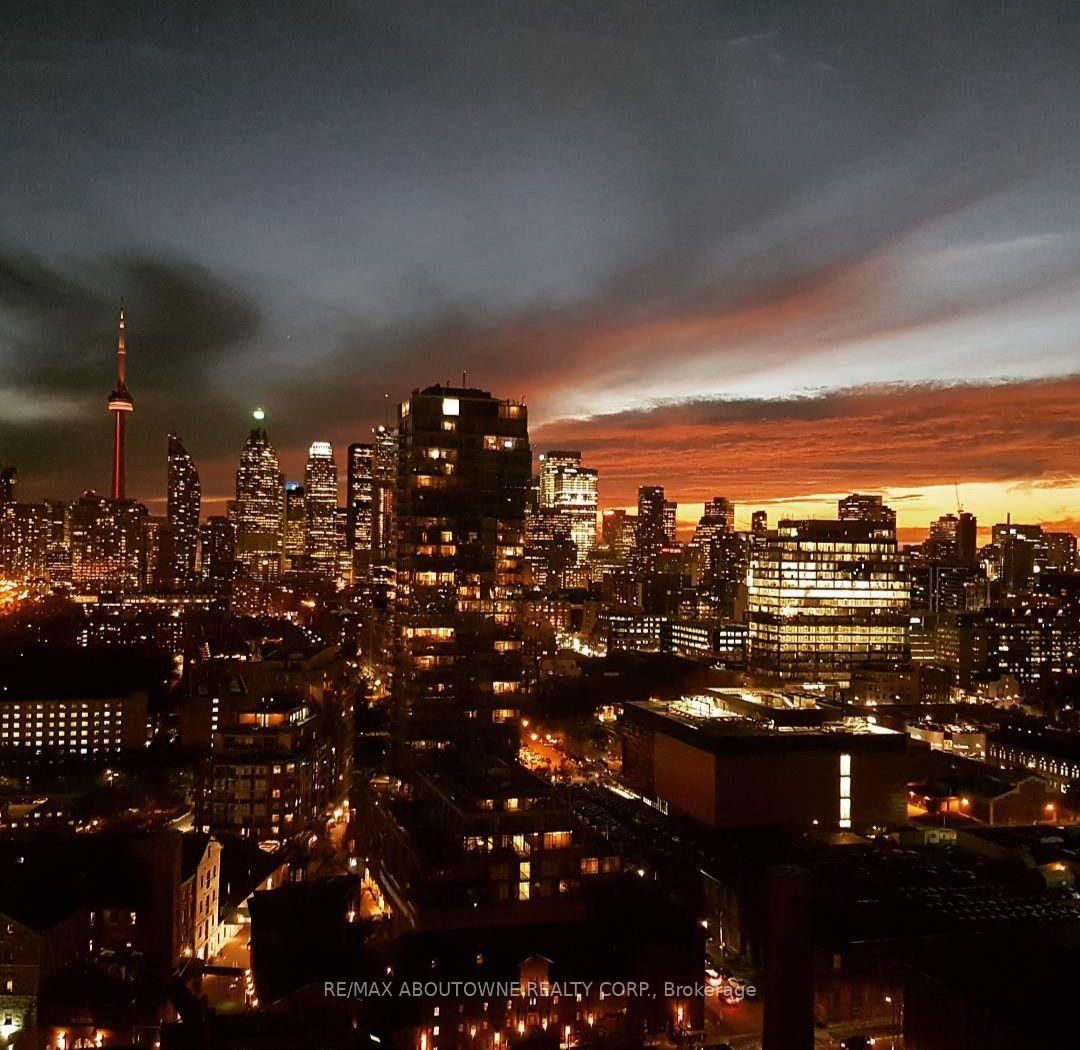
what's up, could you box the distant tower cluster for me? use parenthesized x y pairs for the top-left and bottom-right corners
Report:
(106, 308), (134, 501)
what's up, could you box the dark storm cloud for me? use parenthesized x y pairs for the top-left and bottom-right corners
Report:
(0, 250), (260, 391)
(3, 1), (1080, 511)
(0, 248), (261, 496)
(533, 377), (1080, 507)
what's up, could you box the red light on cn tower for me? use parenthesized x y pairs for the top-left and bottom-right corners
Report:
(106, 306), (134, 501)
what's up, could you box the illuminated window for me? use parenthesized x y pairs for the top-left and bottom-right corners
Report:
(442, 398), (460, 416)
(839, 753), (852, 828)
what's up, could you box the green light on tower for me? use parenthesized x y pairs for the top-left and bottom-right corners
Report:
(252, 407), (265, 421)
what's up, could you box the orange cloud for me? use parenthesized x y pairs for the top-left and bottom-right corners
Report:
(534, 376), (1080, 531)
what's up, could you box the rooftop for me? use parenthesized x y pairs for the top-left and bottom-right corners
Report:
(622, 690), (904, 750)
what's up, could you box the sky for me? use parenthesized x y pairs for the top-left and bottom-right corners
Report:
(3, 0), (1080, 538)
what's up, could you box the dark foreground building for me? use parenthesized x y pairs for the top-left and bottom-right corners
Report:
(621, 688), (909, 830)
(395, 385), (531, 752)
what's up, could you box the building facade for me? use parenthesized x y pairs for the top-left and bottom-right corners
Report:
(747, 519), (909, 681)
(303, 441), (340, 578)
(394, 385), (530, 748)
(234, 413), (284, 581)
(165, 433), (201, 588)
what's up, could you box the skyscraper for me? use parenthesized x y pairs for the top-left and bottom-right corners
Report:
(234, 410), (284, 581)
(165, 433), (201, 588)
(600, 508), (635, 563)
(106, 308), (134, 502)
(538, 451), (598, 565)
(991, 521), (1045, 597)
(690, 497), (735, 577)
(747, 519), (909, 680)
(68, 491), (146, 593)
(371, 424), (397, 567)
(395, 384), (530, 749)
(0, 467), (15, 508)
(663, 499), (678, 545)
(926, 512), (977, 566)
(282, 482), (306, 571)
(635, 486), (667, 575)
(838, 493), (896, 532)
(200, 515), (237, 585)
(523, 509), (576, 591)
(0, 502), (49, 583)
(956, 511), (978, 568)
(538, 451), (583, 510)
(303, 441), (339, 578)
(346, 442), (375, 576)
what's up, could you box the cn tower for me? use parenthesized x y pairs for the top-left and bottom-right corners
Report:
(106, 307), (134, 501)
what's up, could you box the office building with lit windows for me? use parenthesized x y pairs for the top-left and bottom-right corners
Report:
(634, 486), (668, 576)
(925, 511), (978, 567)
(537, 451), (581, 509)
(346, 441), (374, 577)
(0, 501), (50, 582)
(200, 515), (236, 585)
(523, 508), (576, 592)
(371, 424), (397, 567)
(282, 482), (306, 571)
(164, 433), (201, 588)
(538, 451), (598, 565)
(394, 385), (530, 747)
(690, 497), (734, 571)
(303, 440), (340, 578)
(68, 492), (147, 593)
(747, 519), (909, 681)
(234, 411), (284, 581)
(0, 652), (150, 759)
(0, 694), (148, 757)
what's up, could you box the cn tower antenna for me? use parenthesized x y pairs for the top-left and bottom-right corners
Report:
(106, 304), (135, 501)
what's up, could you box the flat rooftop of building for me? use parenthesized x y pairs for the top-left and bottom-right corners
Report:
(908, 749), (1042, 799)
(775, 518), (896, 540)
(990, 722), (1080, 761)
(623, 695), (904, 751)
(417, 383), (508, 400)
(417, 753), (562, 811)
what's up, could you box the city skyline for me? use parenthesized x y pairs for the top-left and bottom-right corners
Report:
(7, 8), (1080, 1050)
(3, 369), (1074, 543)
(4, 2), (1080, 536)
